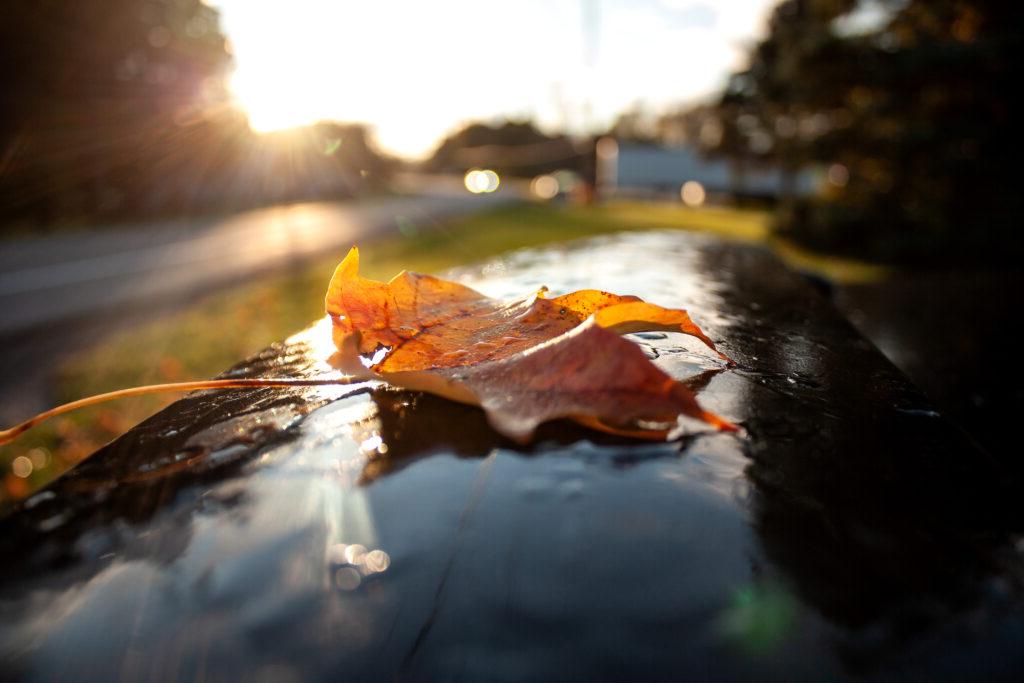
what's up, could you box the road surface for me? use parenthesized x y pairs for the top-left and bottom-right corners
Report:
(0, 190), (512, 335)
(0, 185), (516, 420)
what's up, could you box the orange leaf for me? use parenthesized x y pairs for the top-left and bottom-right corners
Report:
(326, 247), (736, 441)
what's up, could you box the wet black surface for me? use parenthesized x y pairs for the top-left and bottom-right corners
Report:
(1, 232), (1022, 682)
(836, 269), (1024, 472)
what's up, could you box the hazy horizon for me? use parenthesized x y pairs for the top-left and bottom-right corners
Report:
(211, 0), (776, 158)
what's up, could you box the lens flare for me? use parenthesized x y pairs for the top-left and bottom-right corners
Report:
(681, 180), (706, 207)
(464, 169), (500, 194)
(531, 174), (559, 199)
(827, 163), (849, 187)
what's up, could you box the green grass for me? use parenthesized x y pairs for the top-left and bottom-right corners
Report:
(1, 200), (884, 509)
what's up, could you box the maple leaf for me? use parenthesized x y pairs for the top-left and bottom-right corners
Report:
(326, 247), (736, 441)
(0, 246), (738, 449)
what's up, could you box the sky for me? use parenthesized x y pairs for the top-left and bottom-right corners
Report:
(211, 0), (778, 159)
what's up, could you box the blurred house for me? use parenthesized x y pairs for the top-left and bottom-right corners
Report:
(605, 142), (818, 203)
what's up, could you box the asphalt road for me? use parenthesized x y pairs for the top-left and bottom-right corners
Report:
(0, 185), (514, 420)
(0, 190), (511, 334)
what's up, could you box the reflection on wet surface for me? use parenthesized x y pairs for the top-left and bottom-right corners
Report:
(1, 232), (1022, 681)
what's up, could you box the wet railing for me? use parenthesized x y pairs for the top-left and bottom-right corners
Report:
(1, 232), (1020, 681)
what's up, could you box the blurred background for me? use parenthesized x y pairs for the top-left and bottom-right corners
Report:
(2, 0), (1020, 509)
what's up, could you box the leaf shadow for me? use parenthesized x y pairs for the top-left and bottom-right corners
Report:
(356, 368), (725, 486)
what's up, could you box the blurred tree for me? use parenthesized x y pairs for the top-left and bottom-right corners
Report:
(700, 0), (1023, 262)
(1, 0), (240, 224)
(232, 123), (392, 205)
(609, 104), (659, 144)
(1, 3), (393, 229)
(426, 120), (587, 179)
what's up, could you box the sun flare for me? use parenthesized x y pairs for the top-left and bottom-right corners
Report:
(230, 70), (322, 133)
(212, 0), (775, 156)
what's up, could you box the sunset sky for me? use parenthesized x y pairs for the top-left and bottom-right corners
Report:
(211, 0), (777, 158)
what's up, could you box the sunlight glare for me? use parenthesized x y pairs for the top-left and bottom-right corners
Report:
(231, 69), (322, 132)
(464, 169), (500, 194)
(212, 0), (779, 156)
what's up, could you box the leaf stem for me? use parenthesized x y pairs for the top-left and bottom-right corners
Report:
(0, 377), (359, 446)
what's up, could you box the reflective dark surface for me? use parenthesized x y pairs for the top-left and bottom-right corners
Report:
(1, 232), (1021, 682)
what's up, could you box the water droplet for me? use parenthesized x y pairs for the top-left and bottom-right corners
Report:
(359, 435), (384, 455)
(38, 512), (70, 532)
(24, 490), (56, 509)
(206, 443), (251, 467)
(334, 567), (361, 590)
(344, 544), (368, 565)
(634, 332), (668, 340)
(363, 549), (391, 573)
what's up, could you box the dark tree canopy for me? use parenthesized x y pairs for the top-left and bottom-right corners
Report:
(702, 0), (1023, 262)
(425, 120), (589, 179)
(1, 0), (237, 221)
(1, 1), (391, 228)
